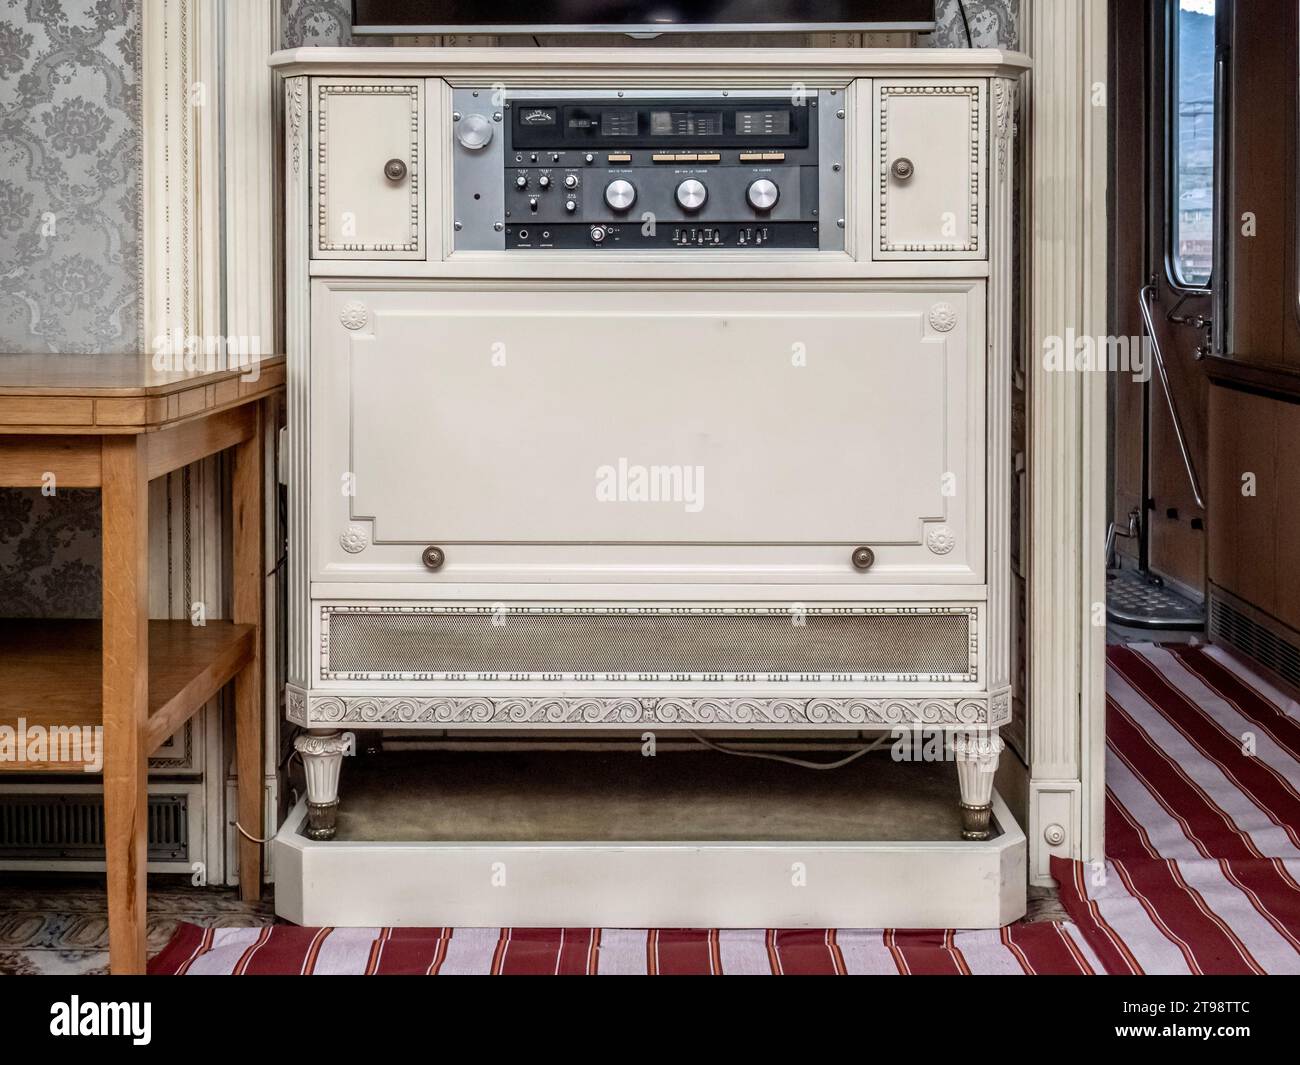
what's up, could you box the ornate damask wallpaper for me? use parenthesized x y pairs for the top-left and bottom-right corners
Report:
(0, 0), (141, 618)
(931, 0), (1019, 49)
(0, 0), (141, 353)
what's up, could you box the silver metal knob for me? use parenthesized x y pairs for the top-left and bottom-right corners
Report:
(454, 113), (494, 151)
(891, 157), (915, 181)
(384, 158), (408, 182)
(675, 179), (708, 212)
(538, 175), (551, 189)
(747, 178), (779, 212)
(564, 174), (579, 189)
(590, 226), (607, 243)
(565, 200), (578, 213)
(421, 545), (446, 571)
(851, 546), (876, 571)
(604, 179), (636, 212)
(515, 174), (528, 189)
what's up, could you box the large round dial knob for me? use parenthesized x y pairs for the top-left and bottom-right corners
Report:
(455, 113), (494, 151)
(675, 179), (708, 212)
(747, 178), (780, 212)
(604, 179), (636, 212)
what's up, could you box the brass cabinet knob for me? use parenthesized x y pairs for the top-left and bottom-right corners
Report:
(851, 546), (876, 571)
(421, 546), (445, 571)
(890, 157), (915, 181)
(384, 158), (408, 182)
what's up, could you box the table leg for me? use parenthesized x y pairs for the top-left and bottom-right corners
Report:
(101, 436), (149, 974)
(232, 402), (265, 900)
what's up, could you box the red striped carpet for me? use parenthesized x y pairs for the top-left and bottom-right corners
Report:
(148, 641), (1300, 975)
(1053, 643), (1300, 974)
(149, 923), (1103, 975)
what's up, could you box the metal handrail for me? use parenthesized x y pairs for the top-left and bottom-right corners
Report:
(1139, 282), (1205, 509)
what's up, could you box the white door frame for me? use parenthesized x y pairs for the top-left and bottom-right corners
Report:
(1024, 0), (1110, 884)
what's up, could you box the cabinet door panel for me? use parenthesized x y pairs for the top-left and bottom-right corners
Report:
(313, 79), (424, 259)
(312, 283), (984, 586)
(873, 80), (986, 260)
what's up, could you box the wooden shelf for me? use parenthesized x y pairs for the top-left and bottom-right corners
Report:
(0, 620), (254, 772)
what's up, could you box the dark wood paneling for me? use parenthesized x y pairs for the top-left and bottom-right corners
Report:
(1110, 0), (1148, 564)
(1208, 384), (1300, 631)
(1228, 0), (1300, 366)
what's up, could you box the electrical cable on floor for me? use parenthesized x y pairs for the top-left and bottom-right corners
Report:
(231, 750), (301, 845)
(233, 822), (276, 845)
(687, 730), (892, 770)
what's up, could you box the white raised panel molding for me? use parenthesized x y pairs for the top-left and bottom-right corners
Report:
(987, 75), (1017, 725)
(222, 0), (278, 358)
(1026, 0), (1109, 884)
(141, 0), (227, 885)
(144, 0), (282, 882)
(222, 0), (282, 870)
(285, 73), (312, 690)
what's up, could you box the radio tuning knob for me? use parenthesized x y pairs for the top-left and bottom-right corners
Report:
(604, 179), (636, 212)
(747, 179), (779, 212)
(455, 113), (494, 151)
(675, 179), (708, 212)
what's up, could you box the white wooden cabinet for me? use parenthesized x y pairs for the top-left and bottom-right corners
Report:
(272, 47), (1029, 929)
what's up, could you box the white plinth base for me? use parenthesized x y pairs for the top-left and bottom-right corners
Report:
(273, 792), (1026, 929)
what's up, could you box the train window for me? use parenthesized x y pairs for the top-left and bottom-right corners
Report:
(1169, 0), (1216, 288)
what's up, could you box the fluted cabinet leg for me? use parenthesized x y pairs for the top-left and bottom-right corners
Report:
(295, 730), (348, 841)
(951, 730), (1004, 841)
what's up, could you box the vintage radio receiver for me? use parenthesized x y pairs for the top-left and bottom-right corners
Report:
(452, 90), (845, 251)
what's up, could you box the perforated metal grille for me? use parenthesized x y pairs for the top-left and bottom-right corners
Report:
(0, 794), (189, 862)
(1210, 593), (1300, 690)
(325, 609), (973, 680)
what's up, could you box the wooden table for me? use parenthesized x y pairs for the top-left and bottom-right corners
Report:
(0, 353), (285, 973)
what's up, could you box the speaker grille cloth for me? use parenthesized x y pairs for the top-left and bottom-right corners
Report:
(326, 611), (971, 677)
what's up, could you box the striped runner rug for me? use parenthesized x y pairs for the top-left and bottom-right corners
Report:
(148, 641), (1300, 975)
(148, 923), (1103, 975)
(1053, 642), (1300, 974)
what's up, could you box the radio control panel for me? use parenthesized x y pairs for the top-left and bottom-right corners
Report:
(452, 89), (846, 252)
